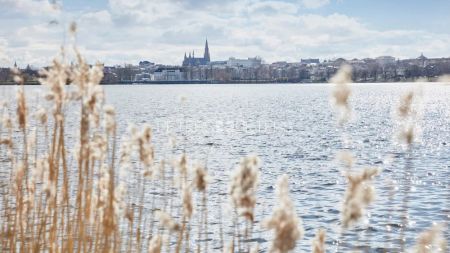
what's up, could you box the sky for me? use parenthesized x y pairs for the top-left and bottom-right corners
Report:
(1, 0), (450, 67)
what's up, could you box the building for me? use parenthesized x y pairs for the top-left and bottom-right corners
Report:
(139, 61), (154, 68)
(301, 58), (320, 64)
(182, 39), (211, 67)
(135, 73), (151, 81)
(376, 56), (396, 66)
(417, 53), (428, 67)
(227, 57), (262, 68)
(152, 67), (184, 81)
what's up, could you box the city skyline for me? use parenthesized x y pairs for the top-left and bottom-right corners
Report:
(1, 0), (450, 67)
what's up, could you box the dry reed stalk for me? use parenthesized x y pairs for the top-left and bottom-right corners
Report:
(193, 163), (208, 253)
(393, 87), (423, 252)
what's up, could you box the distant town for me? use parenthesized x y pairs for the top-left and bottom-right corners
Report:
(2, 39), (450, 84)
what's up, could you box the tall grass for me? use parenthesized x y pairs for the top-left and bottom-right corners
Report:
(0, 39), (448, 252)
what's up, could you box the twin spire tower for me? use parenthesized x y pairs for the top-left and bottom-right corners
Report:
(182, 39), (210, 67)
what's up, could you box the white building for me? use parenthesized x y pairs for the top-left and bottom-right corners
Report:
(376, 56), (396, 66)
(135, 73), (151, 81)
(227, 57), (262, 68)
(151, 67), (184, 81)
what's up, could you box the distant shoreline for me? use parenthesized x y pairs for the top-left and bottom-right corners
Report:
(0, 78), (447, 86)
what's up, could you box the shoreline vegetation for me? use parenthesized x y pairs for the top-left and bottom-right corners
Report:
(0, 25), (448, 253)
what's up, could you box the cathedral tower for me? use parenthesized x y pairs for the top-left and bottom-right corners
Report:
(204, 39), (210, 63)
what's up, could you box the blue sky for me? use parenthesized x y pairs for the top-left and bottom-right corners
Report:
(1, 0), (450, 67)
(61, 0), (450, 33)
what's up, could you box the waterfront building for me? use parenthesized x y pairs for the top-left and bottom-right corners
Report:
(139, 61), (155, 68)
(152, 67), (184, 81)
(135, 72), (151, 81)
(210, 60), (227, 67)
(301, 58), (320, 64)
(182, 39), (211, 67)
(227, 57), (262, 68)
(376, 56), (396, 66)
(417, 53), (428, 67)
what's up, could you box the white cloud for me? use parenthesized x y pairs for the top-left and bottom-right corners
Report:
(301, 0), (330, 9)
(79, 10), (112, 26)
(0, 0), (60, 17)
(109, 0), (183, 25)
(1, 0), (450, 67)
(0, 38), (10, 66)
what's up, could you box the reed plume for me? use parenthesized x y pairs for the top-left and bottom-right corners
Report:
(193, 163), (208, 192)
(148, 235), (163, 253)
(263, 174), (303, 253)
(336, 150), (355, 170)
(330, 64), (352, 126)
(394, 89), (422, 147)
(412, 224), (447, 253)
(341, 167), (379, 228)
(229, 155), (260, 222)
(155, 210), (180, 232)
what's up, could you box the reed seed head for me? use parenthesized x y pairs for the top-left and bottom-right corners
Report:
(155, 210), (180, 232)
(337, 151), (355, 169)
(35, 107), (48, 125)
(330, 64), (352, 126)
(2, 111), (13, 130)
(148, 235), (162, 253)
(413, 224), (447, 253)
(263, 174), (303, 253)
(395, 89), (422, 147)
(341, 167), (379, 228)
(69, 21), (77, 35)
(16, 87), (27, 129)
(194, 163), (208, 192)
(182, 184), (194, 219)
(103, 104), (116, 135)
(229, 155), (260, 222)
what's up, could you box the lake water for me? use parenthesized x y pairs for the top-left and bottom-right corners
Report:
(1, 83), (449, 252)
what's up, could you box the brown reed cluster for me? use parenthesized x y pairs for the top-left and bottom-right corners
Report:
(0, 43), (220, 252)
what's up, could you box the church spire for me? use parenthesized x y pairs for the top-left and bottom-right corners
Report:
(204, 38), (210, 62)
